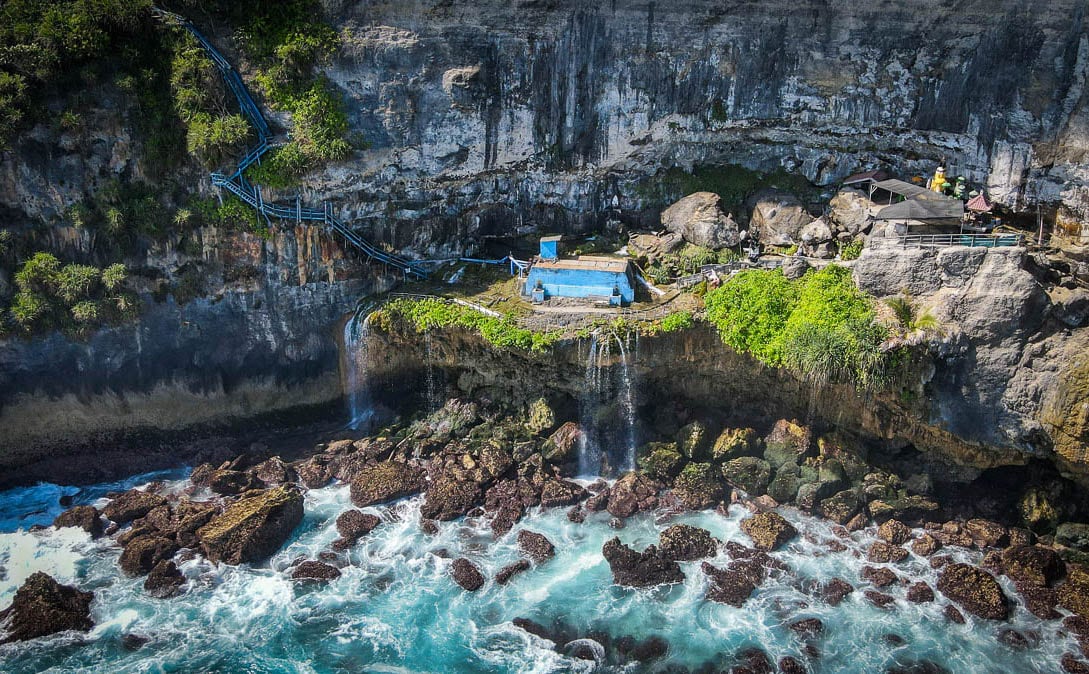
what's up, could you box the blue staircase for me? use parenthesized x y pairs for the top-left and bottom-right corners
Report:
(153, 8), (427, 280)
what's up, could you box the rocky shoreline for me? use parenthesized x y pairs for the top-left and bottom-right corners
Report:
(8, 397), (1089, 672)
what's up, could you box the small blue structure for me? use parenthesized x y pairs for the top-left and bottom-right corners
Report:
(539, 235), (562, 260)
(524, 238), (636, 306)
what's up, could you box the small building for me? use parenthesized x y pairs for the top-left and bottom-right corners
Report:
(523, 237), (636, 306)
(842, 169), (890, 191)
(873, 191), (965, 234)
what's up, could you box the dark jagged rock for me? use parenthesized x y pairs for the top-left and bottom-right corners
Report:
(208, 469), (261, 496)
(702, 562), (757, 607)
(349, 461), (424, 508)
(294, 456), (333, 489)
(450, 557), (486, 591)
(965, 519), (1008, 549)
(174, 505), (217, 548)
(496, 559), (531, 585)
(421, 475), (483, 521)
(672, 463), (725, 510)
(512, 617), (552, 641)
(878, 519), (912, 545)
(102, 489), (167, 524)
(821, 578), (855, 606)
(907, 581), (935, 603)
(421, 519), (439, 535)
(736, 646), (773, 674)
(119, 535), (179, 577)
(943, 605), (966, 624)
(779, 656), (808, 674)
(862, 566), (899, 587)
(607, 472), (659, 517)
(631, 635), (668, 661)
(911, 534), (941, 556)
(121, 633), (150, 650)
(539, 479), (587, 508)
(517, 530), (556, 563)
(658, 524), (717, 561)
(291, 560), (341, 581)
(0, 572), (93, 643)
(1059, 566), (1089, 618)
(53, 505), (103, 538)
(144, 560), (185, 598)
(865, 589), (896, 609)
(818, 490), (861, 525)
(566, 507), (585, 523)
(721, 457), (771, 495)
(333, 509), (381, 550)
(189, 463), (216, 487)
(602, 537), (684, 587)
(995, 545), (1064, 587)
(867, 542), (909, 564)
(937, 563), (1009, 620)
(997, 628), (1039, 651)
(253, 457), (297, 486)
(197, 486), (304, 565)
(789, 618), (824, 636)
(885, 661), (950, 674)
(1016, 581), (1059, 619)
(740, 512), (797, 551)
(1063, 653), (1089, 673)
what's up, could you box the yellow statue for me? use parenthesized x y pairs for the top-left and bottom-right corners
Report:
(931, 166), (947, 193)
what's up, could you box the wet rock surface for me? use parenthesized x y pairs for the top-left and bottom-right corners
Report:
(197, 486), (305, 565)
(937, 563), (1010, 620)
(0, 573), (94, 643)
(602, 538), (684, 587)
(450, 557), (486, 591)
(740, 512), (797, 551)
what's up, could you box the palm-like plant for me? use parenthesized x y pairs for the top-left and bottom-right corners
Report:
(885, 295), (940, 334)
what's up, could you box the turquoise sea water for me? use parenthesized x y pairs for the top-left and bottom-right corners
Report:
(0, 474), (1078, 673)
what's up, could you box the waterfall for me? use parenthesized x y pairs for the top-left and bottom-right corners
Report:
(577, 331), (640, 477)
(424, 330), (440, 413)
(344, 313), (375, 430)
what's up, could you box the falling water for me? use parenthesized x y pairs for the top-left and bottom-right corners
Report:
(615, 334), (638, 472)
(577, 331), (639, 477)
(343, 312), (375, 430)
(424, 330), (440, 413)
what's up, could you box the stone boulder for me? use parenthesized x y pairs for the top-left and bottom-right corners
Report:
(421, 474), (483, 521)
(349, 461), (425, 507)
(637, 443), (684, 481)
(541, 422), (582, 463)
(102, 489), (167, 524)
(701, 562), (757, 607)
(1058, 523), (1089, 552)
(144, 561), (185, 598)
(936, 563), (1009, 620)
(602, 538), (684, 587)
(711, 427), (760, 461)
(749, 189), (813, 246)
(821, 578), (855, 606)
(333, 510), (381, 550)
(517, 530), (556, 563)
(658, 524), (718, 561)
(907, 581), (935, 603)
(827, 188), (873, 236)
(878, 519), (913, 545)
(661, 192), (741, 250)
(197, 486), (304, 565)
(0, 572), (94, 643)
(291, 560), (341, 582)
(495, 559), (530, 585)
(208, 469), (261, 496)
(53, 505), (103, 538)
(675, 420), (711, 459)
(540, 479), (587, 508)
(721, 457), (772, 495)
(607, 472), (660, 517)
(672, 463), (725, 510)
(762, 420), (812, 468)
(450, 558), (486, 591)
(799, 218), (834, 257)
(995, 545), (1064, 587)
(740, 512), (797, 551)
(119, 535), (179, 577)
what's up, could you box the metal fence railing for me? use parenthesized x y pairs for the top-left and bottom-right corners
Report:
(878, 233), (1026, 249)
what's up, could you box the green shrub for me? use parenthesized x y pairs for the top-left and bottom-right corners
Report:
(704, 266), (889, 388)
(8, 252), (139, 335)
(659, 311), (694, 333)
(383, 298), (559, 354)
(840, 239), (864, 261)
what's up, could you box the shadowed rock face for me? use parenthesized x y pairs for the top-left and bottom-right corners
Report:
(197, 486), (305, 565)
(0, 573), (94, 643)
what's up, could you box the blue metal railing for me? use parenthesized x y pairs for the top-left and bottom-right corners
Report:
(153, 7), (426, 280)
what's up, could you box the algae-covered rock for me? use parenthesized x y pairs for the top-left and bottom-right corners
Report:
(119, 535), (179, 577)
(607, 471), (660, 517)
(349, 461), (425, 507)
(721, 457), (772, 495)
(937, 563), (1009, 620)
(763, 420), (812, 468)
(421, 474), (483, 521)
(711, 427), (760, 462)
(102, 490), (167, 524)
(1019, 486), (1061, 532)
(517, 530), (556, 563)
(740, 512), (797, 551)
(676, 421), (710, 460)
(767, 463), (804, 504)
(819, 490), (861, 525)
(525, 397), (556, 435)
(672, 463), (725, 510)
(0, 572), (94, 643)
(877, 519), (913, 545)
(1058, 523), (1089, 552)
(638, 443), (684, 481)
(658, 524), (718, 561)
(602, 537), (684, 587)
(867, 495), (940, 523)
(197, 486), (304, 565)
(541, 421), (582, 463)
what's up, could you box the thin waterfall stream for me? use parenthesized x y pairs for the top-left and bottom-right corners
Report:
(343, 312), (375, 431)
(577, 330), (639, 477)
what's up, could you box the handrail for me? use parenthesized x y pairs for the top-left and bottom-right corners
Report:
(152, 7), (426, 280)
(876, 233), (1025, 249)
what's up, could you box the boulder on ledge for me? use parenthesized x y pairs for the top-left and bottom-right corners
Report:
(661, 192), (741, 250)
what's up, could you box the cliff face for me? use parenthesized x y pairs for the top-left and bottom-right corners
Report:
(298, 0), (1089, 254)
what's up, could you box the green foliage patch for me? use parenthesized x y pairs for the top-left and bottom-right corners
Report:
(704, 265), (890, 388)
(380, 298), (560, 354)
